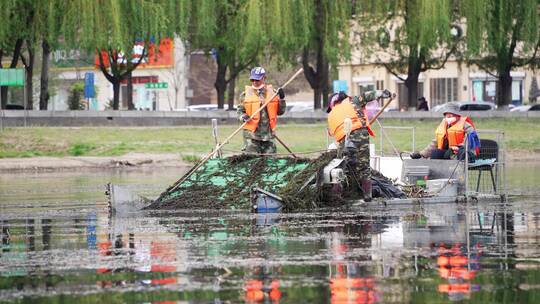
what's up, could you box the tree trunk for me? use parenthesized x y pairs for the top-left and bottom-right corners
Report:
(302, 45), (330, 109)
(24, 47), (34, 110)
(1, 39), (23, 109)
(404, 75), (419, 111)
(214, 59), (227, 109)
(39, 40), (50, 110)
(319, 57), (330, 109)
(112, 80), (120, 110)
(313, 88), (322, 110)
(227, 75), (236, 110)
(0, 50), (3, 109)
(497, 69), (512, 108)
(404, 61), (421, 110)
(127, 71), (134, 110)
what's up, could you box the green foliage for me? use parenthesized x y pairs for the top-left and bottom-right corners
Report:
(68, 143), (96, 156)
(463, 0), (539, 56)
(182, 154), (202, 163)
(357, 0), (457, 73)
(67, 81), (85, 110)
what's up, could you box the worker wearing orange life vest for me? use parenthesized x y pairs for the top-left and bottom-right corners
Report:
(411, 102), (478, 160)
(237, 66), (286, 154)
(327, 90), (389, 201)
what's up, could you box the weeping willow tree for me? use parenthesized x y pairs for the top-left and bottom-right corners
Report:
(268, 0), (352, 109)
(0, 0), (30, 109)
(355, 0), (460, 109)
(186, 0), (264, 109)
(61, 0), (179, 110)
(462, 0), (540, 107)
(34, 0), (64, 110)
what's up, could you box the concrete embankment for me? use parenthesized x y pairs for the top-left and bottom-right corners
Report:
(0, 110), (539, 127)
(0, 153), (189, 173)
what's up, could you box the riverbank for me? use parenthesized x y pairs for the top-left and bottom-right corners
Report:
(0, 150), (538, 173)
(1, 119), (539, 171)
(0, 152), (190, 173)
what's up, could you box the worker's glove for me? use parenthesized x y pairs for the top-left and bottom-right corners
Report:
(277, 88), (285, 99)
(239, 114), (250, 122)
(410, 152), (422, 159)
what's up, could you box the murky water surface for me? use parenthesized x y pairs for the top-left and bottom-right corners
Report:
(1, 165), (539, 303)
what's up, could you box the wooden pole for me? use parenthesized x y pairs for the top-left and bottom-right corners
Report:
(162, 68), (304, 195)
(274, 134), (297, 158)
(369, 94), (395, 125)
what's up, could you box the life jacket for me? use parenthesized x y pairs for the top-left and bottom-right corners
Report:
(327, 98), (374, 142)
(242, 85), (279, 132)
(435, 116), (475, 150)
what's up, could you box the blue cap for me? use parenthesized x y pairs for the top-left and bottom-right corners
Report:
(250, 66), (266, 80)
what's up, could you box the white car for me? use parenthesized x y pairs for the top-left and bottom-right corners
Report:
(286, 102), (314, 112)
(510, 104), (540, 112)
(432, 101), (497, 112)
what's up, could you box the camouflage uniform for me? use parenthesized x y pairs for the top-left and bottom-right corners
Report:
(340, 92), (377, 180)
(237, 87), (286, 154)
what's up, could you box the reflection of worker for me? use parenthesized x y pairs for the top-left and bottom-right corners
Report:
(327, 90), (390, 201)
(237, 66), (286, 154)
(244, 265), (282, 303)
(411, 103), (479, 160)
(436, 243), (481, 301)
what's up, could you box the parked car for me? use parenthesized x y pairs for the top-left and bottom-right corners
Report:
(432, 101), (497, 112)
(187, 104), (236, 111)
(286, 102), (314, 112)
(510, 104), (540, 112)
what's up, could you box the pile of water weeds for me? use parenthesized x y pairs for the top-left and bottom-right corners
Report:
(146, 152), (405, 211)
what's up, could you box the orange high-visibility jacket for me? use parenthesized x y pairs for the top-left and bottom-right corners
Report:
(242, 85), (279, 132)
(435, 116), (475, 150)
(328, 99), (374, 142)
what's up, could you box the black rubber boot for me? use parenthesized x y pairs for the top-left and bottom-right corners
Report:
(361, 179), (372, 202)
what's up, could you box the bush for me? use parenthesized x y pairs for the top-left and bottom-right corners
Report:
(68, 82), (85, 110)
(68, 143), (96, 156)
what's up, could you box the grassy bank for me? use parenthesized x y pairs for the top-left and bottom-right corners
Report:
(0, 117), (539, 159)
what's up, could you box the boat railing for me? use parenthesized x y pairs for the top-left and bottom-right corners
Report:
(372, 125), (505, 198)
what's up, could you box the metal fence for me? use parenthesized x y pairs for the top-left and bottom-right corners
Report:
(464, 130), (505, 197)
(374, 124), (506, 198)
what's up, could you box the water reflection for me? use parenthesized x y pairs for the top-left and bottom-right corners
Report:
(0, 169), (540, 303)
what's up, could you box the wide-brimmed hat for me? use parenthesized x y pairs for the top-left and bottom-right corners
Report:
(442, 102), (461, 116)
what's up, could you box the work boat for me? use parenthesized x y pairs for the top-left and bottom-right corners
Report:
(107, 129), (505, 214)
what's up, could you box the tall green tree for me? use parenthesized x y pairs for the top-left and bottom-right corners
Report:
(187, 0), (262, 109)
(270, 0), (351, 109)
(61, 0), (178, 110)
(355, 0), (460, 110)
(462, 0), (540, 107)
(35, 0), (63, 110)
(0, 0), (30, 109)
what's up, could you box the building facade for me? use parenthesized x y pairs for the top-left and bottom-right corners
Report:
(50, 37), (189, 111)
(338, 59), (536, 110)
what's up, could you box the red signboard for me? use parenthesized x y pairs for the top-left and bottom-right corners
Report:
(95, 38), (173, 69)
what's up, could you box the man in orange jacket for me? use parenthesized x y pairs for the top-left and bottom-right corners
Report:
(411, 102), (478, 160)
(327, 90), (390, 201)
(237, 67), (286, 154)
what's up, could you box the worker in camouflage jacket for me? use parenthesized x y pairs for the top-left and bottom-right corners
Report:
(237, 67), (286, 154)
(327, 90), (391, 201)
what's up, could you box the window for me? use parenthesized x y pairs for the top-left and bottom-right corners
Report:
(376, 80), (384, 90)
(358, 83), (375, 95)
(430, 78), (458, 106)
